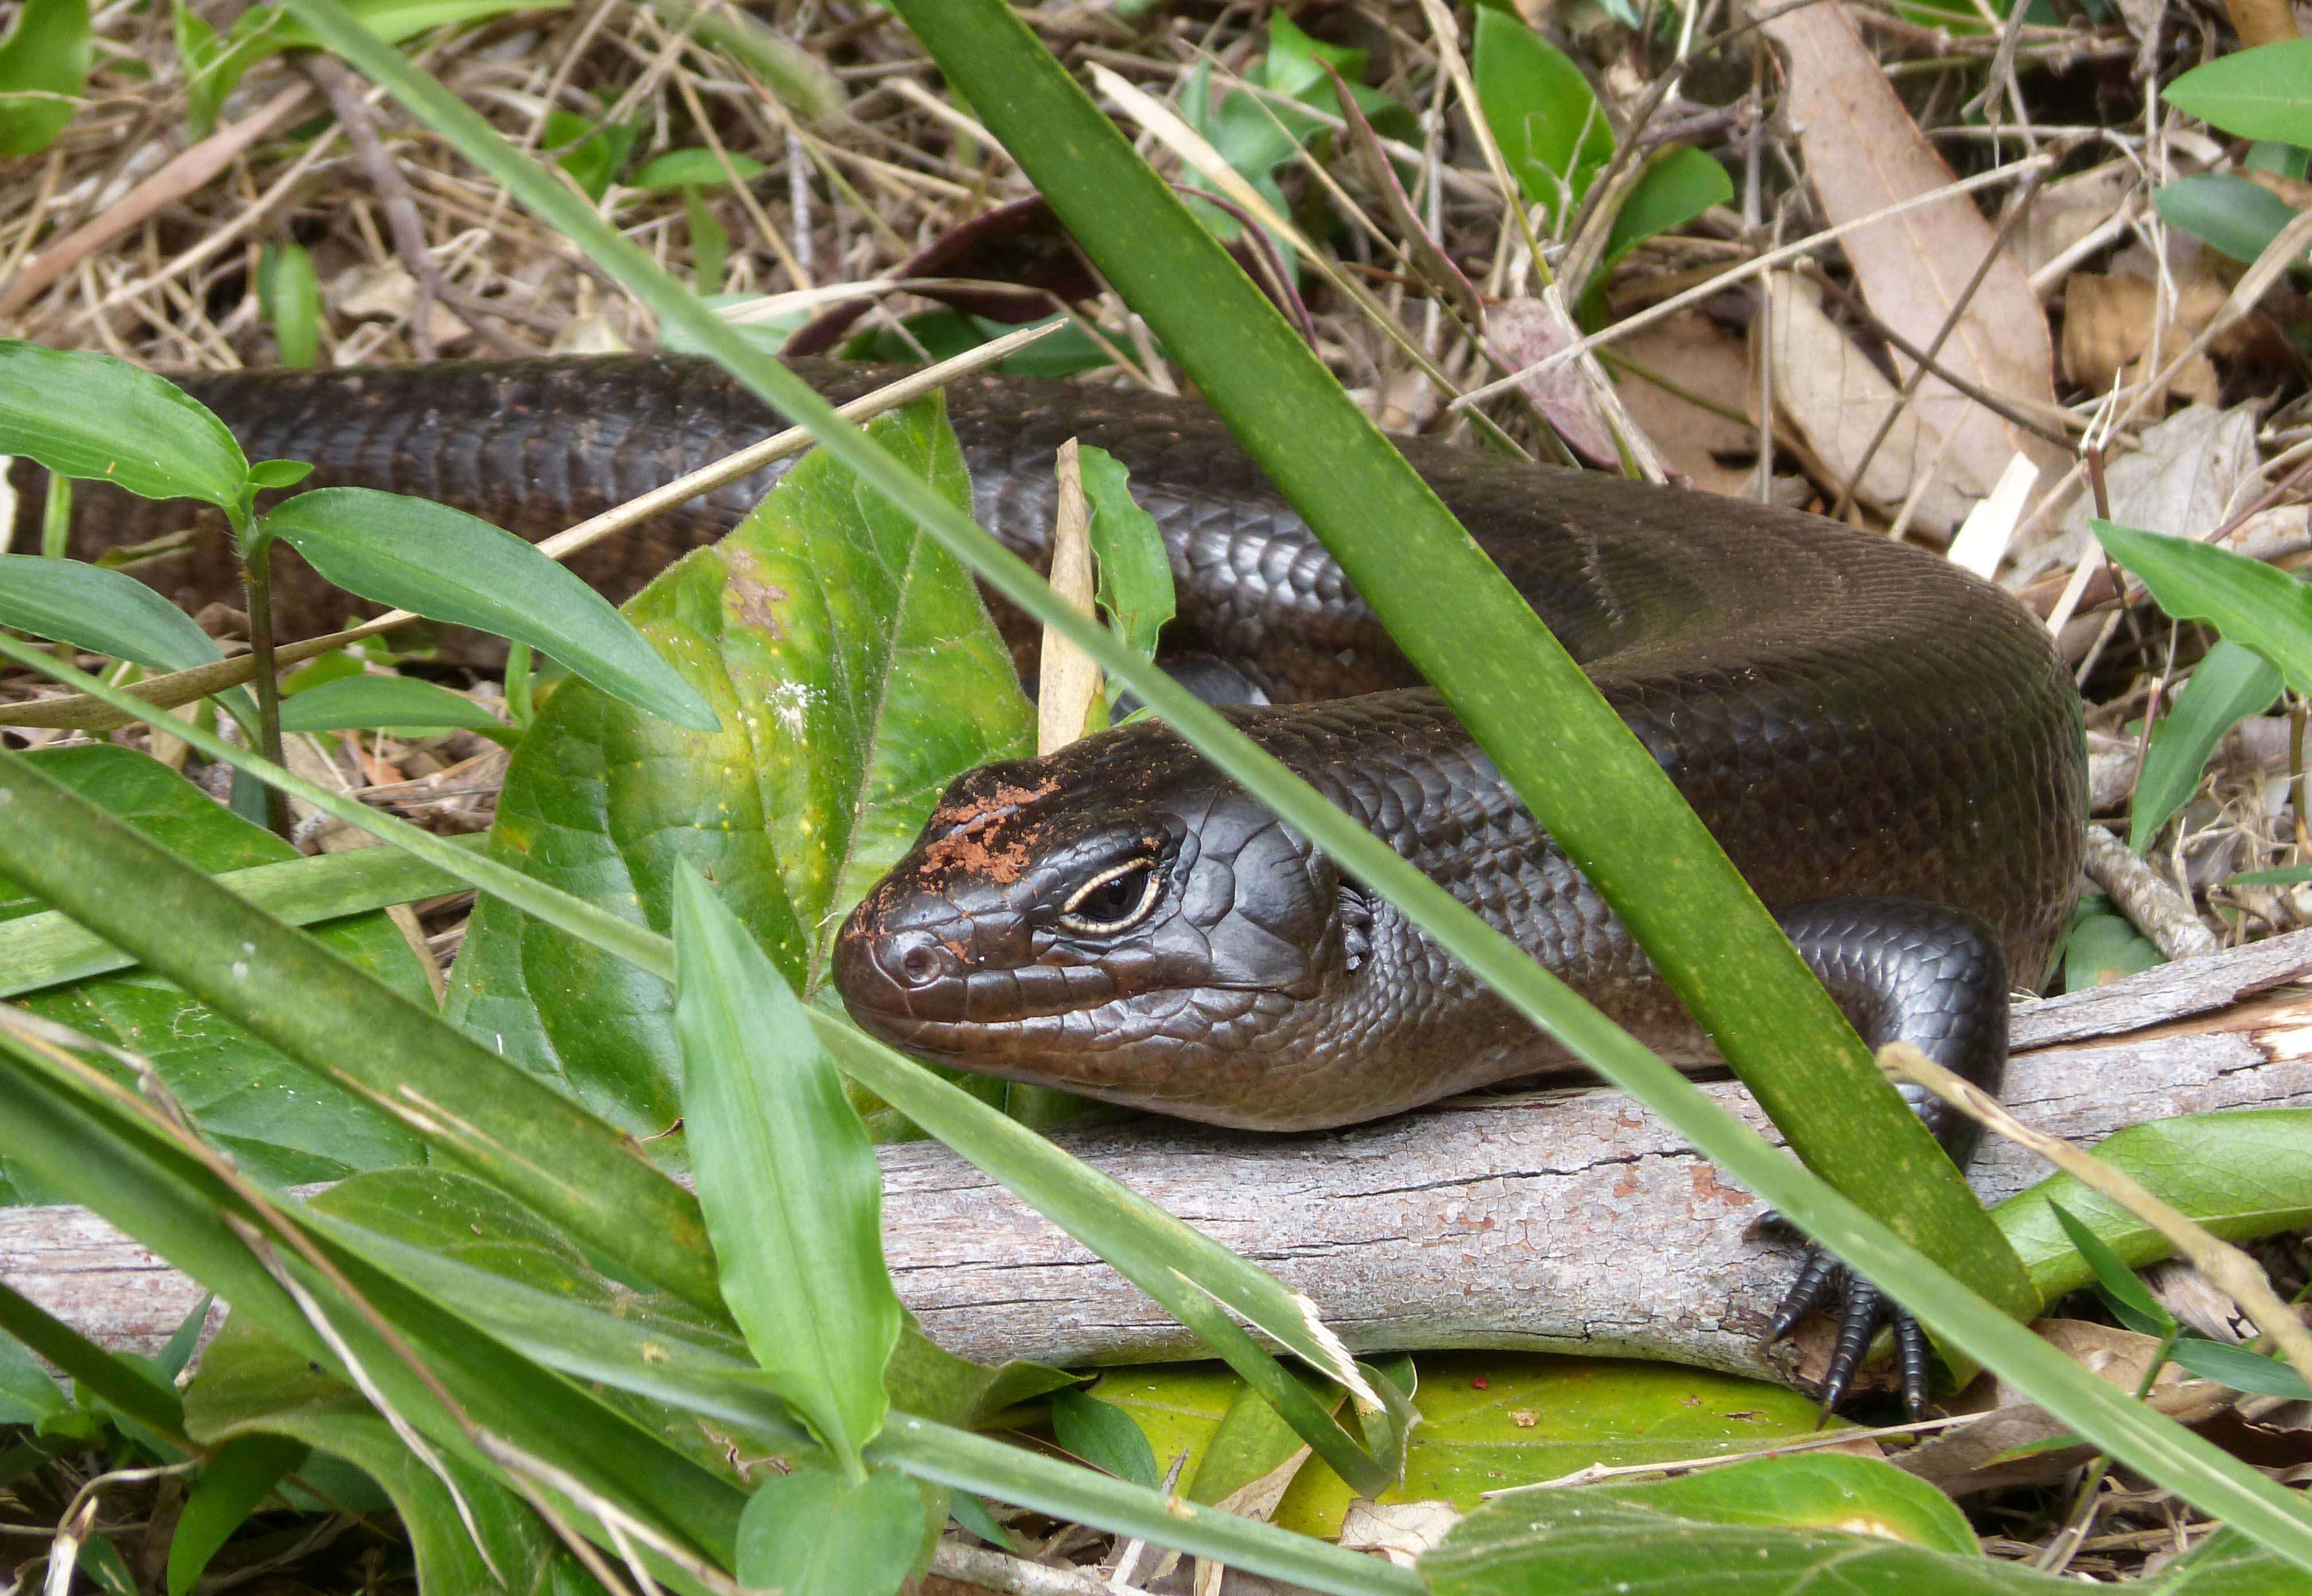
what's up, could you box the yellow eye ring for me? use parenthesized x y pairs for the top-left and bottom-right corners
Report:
(1059, 859), (1163, 935)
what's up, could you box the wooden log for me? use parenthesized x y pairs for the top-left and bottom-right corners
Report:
(6, 929), (2312, 1393)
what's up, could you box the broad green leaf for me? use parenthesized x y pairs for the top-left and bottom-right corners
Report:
(1051, 1390), (1161, 1488)
(631, 147), (766, 190)
(735, 1465), (927, 1596)
(0, 342), (249, 518)
(258, 241), (322, 367)
(1472, 7), (1613, 227)
(1190, 1374), (1316, 1504)
(2095, 519), (2312, 697)
(0, 747), (428, 1199)
(0, 1319), (71, 1427)
(0, 554), (227, 674)
(2170, 1339), (2312, 1400)
(262, 487), (718, 730)
(2166, 39), (2312, 148)
(673, 866), (901, 1470)
(2153, 174), (2307, 268)
(1079, 447), (1174, 667)
(0, 0), (90, 155)
(185, 1316), (557, 1594)
(166, 1434), (308, 1596)
(1995, 1109), (2312, 1301)
(2132, 640), (2283, 848)
(2061, 894), (2163, 993)
(444, 397), (1031, 1137)
(2049, 1202), (2174, 1337)
(1261, 1355), (1834, 1538)
(1596, 146), (1732, 284)
(1420, 1455), (2033, 1595)
(276, 672), (514, 741)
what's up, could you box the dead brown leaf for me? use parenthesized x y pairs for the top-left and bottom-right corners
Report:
(2060, 271), (2226, 408)
(1607, 310), (1756, 496)
(2224, 0), (2301, 48)
(1763, 272), (1978, 533)
(2019, 162), (2138, 279)
(1487, 295), (1621, 466)
(1764, 0), (2064, 500)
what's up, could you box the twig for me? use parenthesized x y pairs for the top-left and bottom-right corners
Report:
(1881, 1038), (2312, 1396)
(2082, 826), (2221, 960)
(300, 55), (531, 357)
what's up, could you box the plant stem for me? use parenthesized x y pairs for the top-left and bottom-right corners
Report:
(239, 530), (292, 838)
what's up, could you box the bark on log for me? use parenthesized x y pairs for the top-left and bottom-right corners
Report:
(7, 929), (2312, 1395)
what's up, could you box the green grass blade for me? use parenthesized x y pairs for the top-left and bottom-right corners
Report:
(0, 1279), (189, 1449)
(0, 833), (483, 999)
(0, 746), (715, 1312)
(868, 1415), (1424, 1596)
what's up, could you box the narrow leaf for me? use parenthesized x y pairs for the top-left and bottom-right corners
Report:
(2131, 640), (2282, 848)
(276, 674), (514, 740)
(166, 1435), (308, 1596)
(672, 864), (902, 1469)
(262, 487), (718, 729)
(0, 554), (227, 674)
(631, 147), (766, 190)
(0, 342), (248, 516)
(2049, 1202), (2175, 1338)
(2169, 1339), (2312, 1401)
(1051, 1390), (1161, 1488)
(1079, 446), (1174, 665)
(2166, 39), (2312, 147)
(0, 833), (482, 1000)
(2093, 519), (2312, 698)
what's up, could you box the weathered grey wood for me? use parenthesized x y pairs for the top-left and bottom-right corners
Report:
(6, 934), (2312, 1395)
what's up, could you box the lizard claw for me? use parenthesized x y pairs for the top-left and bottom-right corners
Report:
(1764, 1245), (1933, 1418)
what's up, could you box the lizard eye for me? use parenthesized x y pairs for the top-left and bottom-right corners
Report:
(1059, 859), (1163, 936)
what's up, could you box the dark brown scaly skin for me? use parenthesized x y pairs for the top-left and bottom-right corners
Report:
(22, 355), (2087, 1409)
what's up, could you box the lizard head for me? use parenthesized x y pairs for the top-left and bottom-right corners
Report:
(831, 716), (1385, 1129)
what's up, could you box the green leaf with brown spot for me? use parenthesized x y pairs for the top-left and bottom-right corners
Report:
(443, 396), (1033, 1141)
